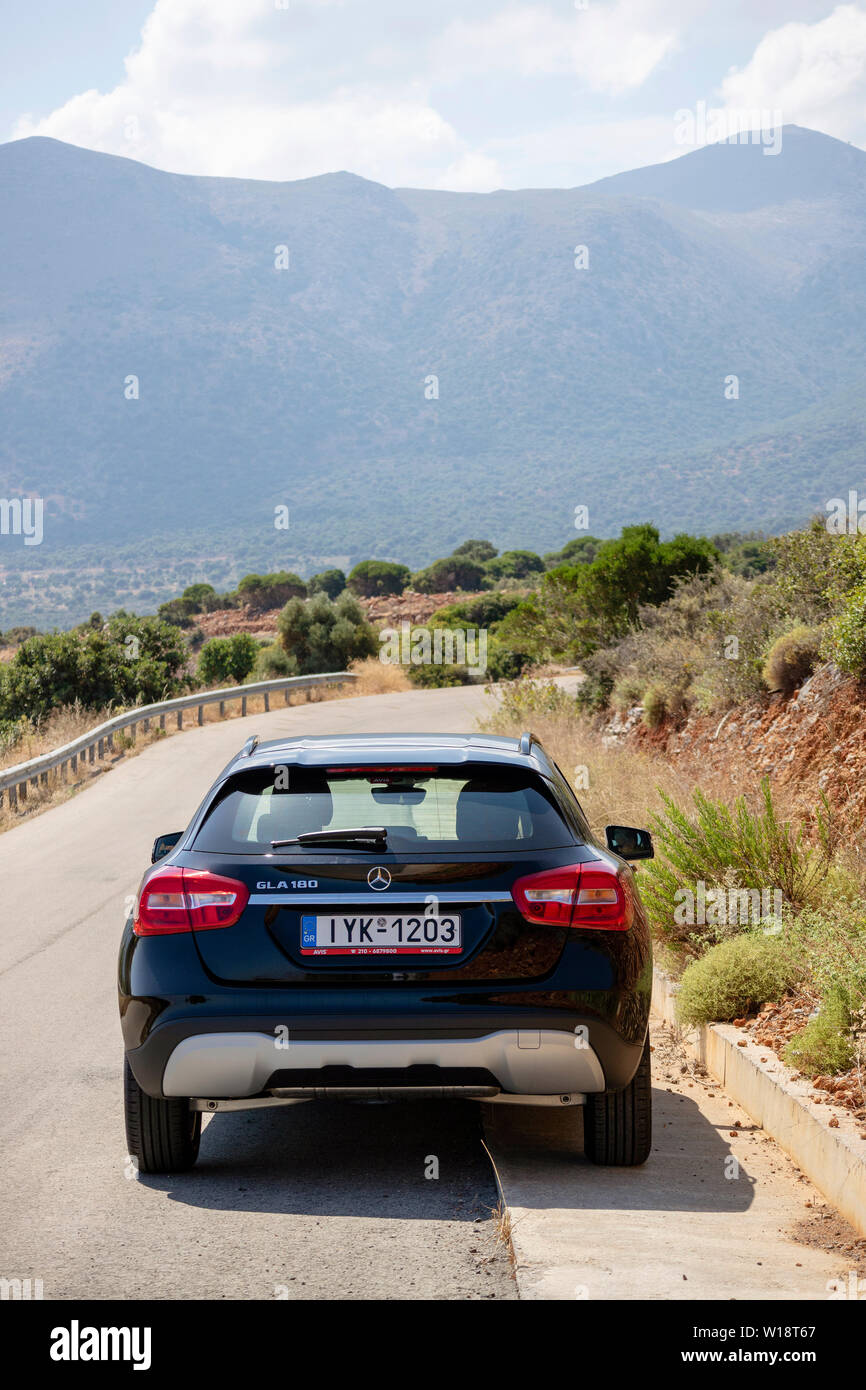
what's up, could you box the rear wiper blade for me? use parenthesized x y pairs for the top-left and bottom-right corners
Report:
(271, 826), (389, 848)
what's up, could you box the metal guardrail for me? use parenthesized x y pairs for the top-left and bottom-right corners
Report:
(0, 671), (356, 809)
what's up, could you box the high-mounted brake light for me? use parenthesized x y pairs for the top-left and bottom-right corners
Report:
(324, 766), (435, 775)
(134, 868), (249, 936)
(511, 863), (633, 931)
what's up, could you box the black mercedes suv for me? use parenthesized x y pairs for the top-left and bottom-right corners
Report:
(119, 731), (655, 1172)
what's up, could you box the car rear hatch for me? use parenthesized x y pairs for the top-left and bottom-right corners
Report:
(180, 758), (592, 984)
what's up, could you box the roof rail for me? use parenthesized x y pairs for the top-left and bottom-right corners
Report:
(239, 735), (259, 758)
(518, 730), (538, 756)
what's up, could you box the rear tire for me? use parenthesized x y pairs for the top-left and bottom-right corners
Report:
(124, 1058), (201, 1174)
(583, 1035), (652, 1166)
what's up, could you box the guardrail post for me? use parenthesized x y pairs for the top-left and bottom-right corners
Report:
(177, 711), (183, 730)
(284, 688), (291, 705)
(219, 701), (225, 717)
(88, 744), (95, 763)
(143, 718), (150, 734)
(98, 738), (104, 758)
(197, 705), (204, 726)
(19, 780), (27, 801)
(264, 692), (270, 712)
(9, 785), (17, 809)
(159, 714), (165, 731)
(107, 734), (114, 753)
(70, 754), (78, 774)
(241, 696), (247, 717)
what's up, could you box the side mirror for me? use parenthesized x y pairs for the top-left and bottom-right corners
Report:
(605, 825), (654, 860)
(152, 831), (183, 864)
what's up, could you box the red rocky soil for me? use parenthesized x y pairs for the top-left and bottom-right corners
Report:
(607, 662), (866, 842)
(194, 589), (488, 640)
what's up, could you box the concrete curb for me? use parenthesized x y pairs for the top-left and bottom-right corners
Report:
(652, 966), (866, 1238)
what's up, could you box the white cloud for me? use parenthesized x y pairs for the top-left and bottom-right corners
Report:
(433, 2), (681, 94)
(721, 3), (866, 141)
(10, 0), (684, 188)
(12, 0), (493, 185)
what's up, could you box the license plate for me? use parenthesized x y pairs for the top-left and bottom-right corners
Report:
(300, 913), (462, 955)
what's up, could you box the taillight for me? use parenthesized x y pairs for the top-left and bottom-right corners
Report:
(134, 868), (250, 936)
(511, 863), (633, 931)
(511, 866), (581, 925)
(572, 867), (633, 931)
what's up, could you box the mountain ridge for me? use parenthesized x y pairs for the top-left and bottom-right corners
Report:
(1, 127), (864, 625)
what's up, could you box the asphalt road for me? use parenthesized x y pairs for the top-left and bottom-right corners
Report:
(0, 685), (853, 1300)
(0, 685), (516, 1299)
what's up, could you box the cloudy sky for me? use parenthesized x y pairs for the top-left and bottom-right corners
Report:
(3, 0), (866, 189)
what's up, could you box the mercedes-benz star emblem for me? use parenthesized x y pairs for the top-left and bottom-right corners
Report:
(367, 866), (391, 891)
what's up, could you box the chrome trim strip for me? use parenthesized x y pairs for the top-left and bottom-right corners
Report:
(248, 891), (514, 905)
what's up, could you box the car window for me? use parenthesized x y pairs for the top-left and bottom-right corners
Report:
(193, 763), (576, 852)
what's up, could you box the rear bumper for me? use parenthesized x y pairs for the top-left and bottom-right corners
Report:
(159, 1027), (607, 1099)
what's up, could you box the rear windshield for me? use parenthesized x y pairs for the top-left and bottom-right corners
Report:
(193, 763), (574, 852)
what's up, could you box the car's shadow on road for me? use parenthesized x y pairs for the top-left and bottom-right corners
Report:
(144, 1099), (500, 1220)
(480, 1085), (758, 1214)
(142, 1084), (756, 1219)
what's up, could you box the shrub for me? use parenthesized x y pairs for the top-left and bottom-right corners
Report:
(642, 684), (668, 729)
(347, 560), (411, 598)
(762, 625), (823, 694)
(180, 582), (219, 613)
(0, 715), (29, 755)
(711, 532), (774, 578)
(157, 596), (197, 628)
(485, 643), (531, 682)
(236, 572), (307, 613)
(451, 539), (497, 565)
(491, 678), (578, 724)
(611, 674), (645, 712)
(0, 617), (188, 722)
(197, 633), (259, 686)
(693, 575), (786, 709)
(824, 581), (866, 677)
(783, 988), (855, 1075)
(589, 571), (733, 719)
(543, 536), (602, 569)
(489, 525), (719, 667)
(642, 780), (837, 955)
(277, 591), (378, 673)
(785, 903), (866, 1005)
(253, 642), (297, 679)
(429, 593), (520, 629)
(308, 569), (346, 599)
(406, 661), (473, 688)
(412, 556), (487, 593)
(484, 549), (544, 581)
(676, 934), (798, 1028)
(769, 519), (866, 620)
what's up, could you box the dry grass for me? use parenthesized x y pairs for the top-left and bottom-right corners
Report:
(479, 686), (692, 839)
(347, 656), (412, 695)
